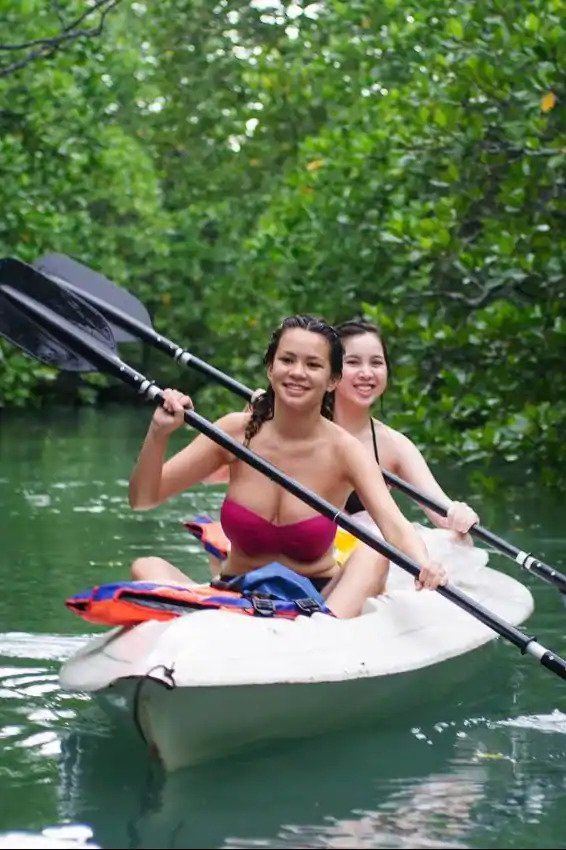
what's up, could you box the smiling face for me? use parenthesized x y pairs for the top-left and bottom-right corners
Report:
(267, 327), (339, 409)
(335, 332), (388, 408)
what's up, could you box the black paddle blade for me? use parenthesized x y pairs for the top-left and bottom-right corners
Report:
(0, 258), (116, 371)
(0, 287), (97, 371)
(34, 253), (152, 343)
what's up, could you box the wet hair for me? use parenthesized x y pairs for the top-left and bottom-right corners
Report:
(244, 315), (343, 446)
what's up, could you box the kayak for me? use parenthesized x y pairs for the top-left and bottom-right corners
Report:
(2, 257), (563, 754)
(60, 557), (534, 771)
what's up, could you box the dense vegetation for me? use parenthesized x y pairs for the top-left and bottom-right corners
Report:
(0, 0), (564, 484)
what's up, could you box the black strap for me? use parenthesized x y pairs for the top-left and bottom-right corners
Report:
(251, 596), (276, 616)
(345, 420), (380, 515)
(294, 597), (323, 616)
(132, 664), (176, 745)
(370, 417), (379, 464)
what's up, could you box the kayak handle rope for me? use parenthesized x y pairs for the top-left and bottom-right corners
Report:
(132, 664), (176, 748)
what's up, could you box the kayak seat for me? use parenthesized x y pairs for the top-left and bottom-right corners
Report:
(183, 516), (229, 561)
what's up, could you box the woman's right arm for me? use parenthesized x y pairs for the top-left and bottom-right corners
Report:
(129, 389), (245, 509)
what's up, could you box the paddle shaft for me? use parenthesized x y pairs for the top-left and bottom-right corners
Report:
(48, 277), (566, 596)
(46, 277), (251, 400)
(3, 285), (565, 680)
(381, 470), (566, 594)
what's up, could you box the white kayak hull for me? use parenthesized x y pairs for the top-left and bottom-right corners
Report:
(96, 644), (495, 770)
(60, 565), (534, 770)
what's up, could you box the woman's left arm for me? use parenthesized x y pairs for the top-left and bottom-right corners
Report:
(343, 436), (446, 590)
(392, 432), (479, 534)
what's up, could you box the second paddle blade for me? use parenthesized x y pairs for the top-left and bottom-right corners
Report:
(0, 258), (114, 371)
(0, 288), (98, 372)
(34, 252), (152, 344)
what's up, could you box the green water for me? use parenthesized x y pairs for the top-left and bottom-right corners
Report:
(0, 407), (564, 849)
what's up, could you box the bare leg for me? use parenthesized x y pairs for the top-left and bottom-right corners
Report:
(207, 554), (224, 578)
(324, 542), (389, 619)
(131, 556), (199, 588)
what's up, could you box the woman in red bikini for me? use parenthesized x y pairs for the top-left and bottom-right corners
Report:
(128, 316), (446, 618)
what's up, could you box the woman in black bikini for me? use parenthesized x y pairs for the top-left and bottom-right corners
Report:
(333, 319), (480, 587)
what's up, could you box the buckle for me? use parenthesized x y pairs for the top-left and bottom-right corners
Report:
(294, 597), (322, 616)
(251, 596), (276, 617)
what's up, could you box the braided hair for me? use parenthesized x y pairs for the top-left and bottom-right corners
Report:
(244, 315), (343, 446)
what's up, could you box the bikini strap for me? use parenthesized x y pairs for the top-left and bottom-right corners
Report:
(370, 418), (379, 465)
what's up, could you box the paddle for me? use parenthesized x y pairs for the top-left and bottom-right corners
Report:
(33, 252), (250, 400)
(0, 264), (564, 681)
(28, 253), (566, 597)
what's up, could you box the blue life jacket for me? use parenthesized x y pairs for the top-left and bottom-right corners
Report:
(214, 563), (326, 603)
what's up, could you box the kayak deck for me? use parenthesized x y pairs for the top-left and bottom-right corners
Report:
(61, 566), (533, 690)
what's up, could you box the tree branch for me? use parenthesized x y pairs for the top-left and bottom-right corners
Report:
(442, 281), (509, 308)
(51, 0), (69, 27)
(0, 0), (124, 78)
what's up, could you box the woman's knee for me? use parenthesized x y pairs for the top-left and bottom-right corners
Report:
(371, 555), (389, 595)
(344, 548), (389, 595)
(131, 556), (167, 581)
(131, 556), (197, 587)
(326, 553), (389, 619)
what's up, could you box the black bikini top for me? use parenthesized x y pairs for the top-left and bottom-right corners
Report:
(344, 418), (379, 515)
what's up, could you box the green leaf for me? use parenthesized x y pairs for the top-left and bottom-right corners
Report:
(446, 18), (464, 39)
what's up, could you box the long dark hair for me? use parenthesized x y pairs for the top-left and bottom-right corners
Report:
(244, 315), (343, 446)
(334, 318), (391, 410)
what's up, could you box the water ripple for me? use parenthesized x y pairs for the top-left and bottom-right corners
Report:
(0, 825), (99, 849)
(493, 710), (566, 735)
(0, 635), (89, 663)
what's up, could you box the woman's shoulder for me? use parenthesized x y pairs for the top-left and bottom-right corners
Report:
(214, 411), (250, 439)
(326, 418), (366, 456)
(374, 419), (419, 457)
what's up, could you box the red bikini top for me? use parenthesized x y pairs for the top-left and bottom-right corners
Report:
(220, 498), (336, 563)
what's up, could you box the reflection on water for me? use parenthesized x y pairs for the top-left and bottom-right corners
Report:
(2, 633), (563, 850)
(54, 700), (565, 850)
(258, 772), (483, 849)
(1, 407), (565, 848)
(0, 628), (564, 848)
